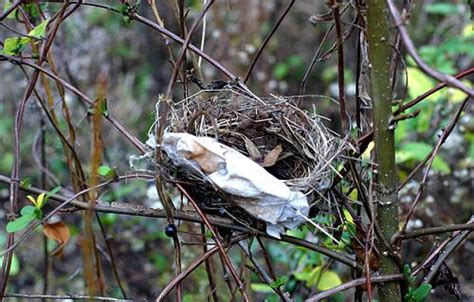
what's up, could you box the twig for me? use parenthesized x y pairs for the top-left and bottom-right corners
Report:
(176, 184), (249, 301)
(1, 2), (70, 298)
(395, 67), (474, 116)
(243, 0), (295, 83)
(165, 0), (215, 97)
(402, 223), (474, 240)
(305, 274), (404, 301)
(238, 242), (288, 301)
(156, 234), (249, 301)
(0, 174), (361, 269)
(0, 55), (146, 154)
(0, 0), (22, 21)
(96, 216), (128, 299)
(423, 217), (473, 284)
(331, 0), (349, 132)
(201, 224), (219, 302)
(299, 24), (334, 95)
(4, 293), (133, 301)
(387, 0), (474, 97)
(398, 96), (471, 235)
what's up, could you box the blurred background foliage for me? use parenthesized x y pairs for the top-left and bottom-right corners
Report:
(0, 0), (473, 301)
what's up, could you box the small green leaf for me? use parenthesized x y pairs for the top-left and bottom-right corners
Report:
(46, 186), (61, 201)
(21, 206), (42, 219)
(98, 98), (108, 117)
(97, 165), (116, 178)
(2, 37), (30, 55)
(273, 63), (289, 80)
(315, 270), (342, 291)
(0, 253), (20, 276)
(6, 214), (35, 233)
(250, 283), (274, 293)
(270, 275), (288, 288)
(396, 142), (450, 173)
(20, 177), (31, 188)
(20, 205), (36, 216)
(412, 284), (432, 301)
(35, 193), (47, 209)
(425, 3), (460, 15)
(28, 19), (49, 39)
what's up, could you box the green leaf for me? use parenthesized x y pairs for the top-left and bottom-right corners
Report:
(20, 177), (31, 188)
(412, 284), (432, 301)
(250, 283), (274, 293)
(97, 165), (116, 178)
(468, 141), (474, 161)
(28, 19), (49, 39)
(2, 2), (17, 19)
(20, 205), (42, 219)
(20, 205), (37, 216)
(0, 253), (20, 276)
(396, 142), (451, 173)
(2, 37), (30, 55)
(6, 214), (35, 233)
(98, 98), (108, 117)
(425, 3), (460, 15)
(88, 98), (108, 117)
(46, 186), (61, 201)
(273, 62), (289, 80)
(306, 266), (342, 290)
(270, 275), (288, 288)
(316, 270), (342, 291)
(406, 67), (442, 101)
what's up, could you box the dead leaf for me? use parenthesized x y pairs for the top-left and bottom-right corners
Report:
(261, 145), (283, 167)
(242, 135), (262, 160)
(43, 221), (70, 257)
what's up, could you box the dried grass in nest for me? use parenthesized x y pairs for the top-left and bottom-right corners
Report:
(164, 88), (350, 206)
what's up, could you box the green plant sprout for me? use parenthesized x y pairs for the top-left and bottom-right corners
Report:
(6, 186), (61, 233)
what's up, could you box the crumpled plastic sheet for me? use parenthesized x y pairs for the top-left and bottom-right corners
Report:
(161, 132), (309, 238)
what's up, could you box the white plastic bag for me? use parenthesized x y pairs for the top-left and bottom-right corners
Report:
(161, 132), (309, 238)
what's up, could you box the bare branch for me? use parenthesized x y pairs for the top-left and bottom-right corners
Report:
(387, 0), (474, 97)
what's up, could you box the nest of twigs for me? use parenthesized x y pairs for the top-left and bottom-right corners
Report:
(162, 89), (349, 208)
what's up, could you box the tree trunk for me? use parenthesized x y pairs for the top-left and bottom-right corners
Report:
(366, 1), (402, 301)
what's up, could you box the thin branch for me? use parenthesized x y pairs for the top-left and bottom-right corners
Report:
(402, 223), (474, 240)
(0, 0), (22, 21)
(331, 0), (349, 131)
(96, 216), (128, 299)
(0, 174), (361, 270)
(387, 0), (474, 97)
(176, 184), (249, 301)
(165, 0), (215, 97)
(299, 24), (334, 96)
(305, 274), (404, 301)
(423, 217), (473, 284)
(4, 293), (132, 301)
(0, 55), (146, 153)
(398, 96), (471, 235)
(1, 2), (70, 297)
(395, 67), (474, 115)
(156, 234), (249, 301)
(243, 0), (295, 83)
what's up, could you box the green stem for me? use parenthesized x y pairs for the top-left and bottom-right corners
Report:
(367, 1), (402, 301)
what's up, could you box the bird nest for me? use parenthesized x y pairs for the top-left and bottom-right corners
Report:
(162, 89), (349, 206)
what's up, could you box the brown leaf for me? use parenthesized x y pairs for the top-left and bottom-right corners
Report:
(352, 226), (380, 272)
(43, 221), (70, 257)
(261, 145), (283, 167)
(242, 135), (262, 160)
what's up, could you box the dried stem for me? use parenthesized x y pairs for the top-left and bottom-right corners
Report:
(243, 0), (295, 83)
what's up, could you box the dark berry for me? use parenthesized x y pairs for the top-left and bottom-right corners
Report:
(164, 224), (177, 237)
